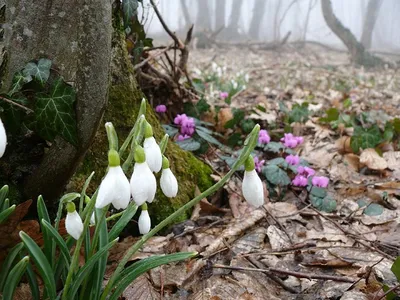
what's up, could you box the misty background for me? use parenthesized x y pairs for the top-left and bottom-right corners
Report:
(138, 0), (399, 52)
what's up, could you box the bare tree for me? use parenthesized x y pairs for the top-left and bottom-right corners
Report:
(273, 1), (282, 41)
(361, 0), (384, 49)
(249, 0), (268, 40)
(303, 0), (317, 42)
(215, 0), (226, 31)
(321, 0), (382, 67)
(180, 0), (192, 29)
(196, 0), (212, 31)
(227, 0), (243, 31)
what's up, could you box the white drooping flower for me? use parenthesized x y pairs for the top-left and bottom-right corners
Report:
(90, 212), (96, 225)
(130, 146), (157, 206)
(144, 137), (162, 173)
(0, 118), (7, 158)
(242, 156), (264, 208)
(143, 122), (162, 173)
(160, 156), (178, 198)
(138, 208), (151, 234)
(96, 150), (131, 210)
(65, 203), (83, 240)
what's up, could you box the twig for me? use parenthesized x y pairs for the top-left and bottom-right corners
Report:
(133, 45), (172, 70)
(149, 0), (184, 49)
(347, 258), (384, 291)
(375, 283), (400, 300)
(0, 95), (33, 113)
(213, 264), (355, 283)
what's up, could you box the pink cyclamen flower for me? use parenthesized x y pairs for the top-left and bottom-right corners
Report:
(220, 91), (229, 100)
(258, 129), (271, 144)
(312, 176), (329, 188)
(177, 134), (191, 141)
(285, 154), (300, 166)
(297, 166), (315, 177)
(181, 117), (195, 136)
(254, 157), (265, 173)
(174, 114), (188, 125)
(155, 105), (167, 113)
(292, 175), (308, 187)
(281, 133), (304, 148)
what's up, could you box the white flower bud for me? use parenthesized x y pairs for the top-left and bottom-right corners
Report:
(143, 137), (162, 173)
(160, 168), (178, 198)
(66, 210), (83, 240)
(0, 118), (7, 158)
(242, 169), (264, 207)
(96, 166), (131, 210)
(130, 162), (157, 206)
(90, 212), (95, 225)
(138, 209), (151, 235)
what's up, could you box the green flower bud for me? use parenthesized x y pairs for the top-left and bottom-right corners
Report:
(144, 121), (153, 138)
(162, 156), (170, 169)
(244, 156), (255, 172)
(66, 202), (76, 213)
(134, 145), (146, 163)
(108, 149), (120, 167)
(141, 202), (148, 211)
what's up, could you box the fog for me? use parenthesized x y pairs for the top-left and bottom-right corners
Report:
(140, 0), (400, 52)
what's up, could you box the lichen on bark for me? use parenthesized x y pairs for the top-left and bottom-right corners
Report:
(69, 11), (212, 224)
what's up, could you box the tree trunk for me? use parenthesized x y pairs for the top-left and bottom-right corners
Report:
(227, 0), (242, 30)
(320, 0), (382, 67)
(361, 0), (383, 49)
(303, 0), (317, 42)
(215, 0), (226, 31)
(249, 0), (268, 40)
(180, 0), (191, 29)
(1, 2), (213, 223)
(2, 0), (112, 204)
(196, 0), (212, 31)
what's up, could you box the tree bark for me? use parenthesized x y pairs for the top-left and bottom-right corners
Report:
(227, 0), (242, 30)
(320, 0), (382, 67)
(215, 0), (226, 31)
(196, 0), (212, 31)
(2, 0), (112, 203)
(361, 0), (383, 49)
(249, 0), (268, 40)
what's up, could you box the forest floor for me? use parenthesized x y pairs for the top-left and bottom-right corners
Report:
(104, 46), (400, 300)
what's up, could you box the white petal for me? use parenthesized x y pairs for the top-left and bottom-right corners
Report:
(138, 210), (151, 234)
(143, 137), (162, 173)
(90, 212), (95, 225)
(160, 168), (178, 198)
(0, 118), (7, 158)
(66, 211), (83, 240)
(96, 166), (131, 209)
(242, 170), (264, 207)
(130, 162), (157, 205)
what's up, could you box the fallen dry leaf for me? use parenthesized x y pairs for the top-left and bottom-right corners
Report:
(359, 148), (388, 171)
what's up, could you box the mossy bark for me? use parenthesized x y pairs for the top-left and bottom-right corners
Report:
(69, 12), (212, 224)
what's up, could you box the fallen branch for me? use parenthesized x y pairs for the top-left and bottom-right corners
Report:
(213, 263), (355, 283)
(0, 95), (33, 113)
(133, 45), (172, 71)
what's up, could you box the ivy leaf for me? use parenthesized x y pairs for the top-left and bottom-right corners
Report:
(34, 78), (77, 145)
(264, 142), (284, 153)
(240, 119), (255, 133)
(263, 165), (290, 186)
(363, 203), (383, 216)
(350, 125), (382, 153)
(1, 96), (28, 132)
(227, 133), (242, 147)
(196, 98), (210, 115)
(320, 108), (339, 123)
(224, 108), (244, 129)
(8, 71), (32, 96)
(176, 138), (201, 151)
(23, 59), (52, 85)
(122, 0), (139, 25)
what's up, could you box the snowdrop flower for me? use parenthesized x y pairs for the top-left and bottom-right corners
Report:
(65, 202), (83, 240)
(155, 105), (167, 113)
(231, 80), (238, 89)
(0, 117), (6, 158)
(217, 67), (222, 77)
(312, 176), (329, 188)
(193, 68), (202, 76)
(292, 175), (308, 187)
(244, 74), (250, 83)
(138, 205), (151, 235)
(285, 154), (300, 166)
(160, 156), (178, 198)
(90, 212), (96, 225)
(212, 62), (218, 72)
(96, 150), (131, 210)
(143, 122), (162, 173)
(130, 146), (157, 206)
(242, 156), (264, 207)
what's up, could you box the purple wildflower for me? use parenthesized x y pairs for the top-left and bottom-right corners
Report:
(285, 154), (300, 166)
(220, 91), (229, 100)
(258, 129), (271, 144)
(254, 157), (265, 173)
(280, 133), (304, 148)
(311, 176), (329, 188)
(174, 114), (188, 125)
(297, 166), (315, 177)
(181, 117), (195, 136)
(292, 175), (308, 187)
(155, 105), (167, 113)
(177, 134), (191, 141)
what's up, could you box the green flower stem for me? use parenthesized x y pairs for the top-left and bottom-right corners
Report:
(106, 211), (124, 222)
(89, 205), (109, 257)
(105, 123), (119, 151)
(62, 191), (98, 300)
(119, 99), (146, 158)
(100, 124), (260, 299)
(122, 117), (145, 172)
